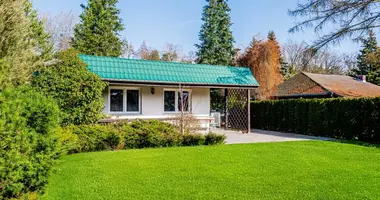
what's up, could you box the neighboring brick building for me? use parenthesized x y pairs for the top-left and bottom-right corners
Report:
(274, 72), (380, 99)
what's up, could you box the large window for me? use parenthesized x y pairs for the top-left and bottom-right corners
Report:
(164, 91), (175, 112)
(110, 89), (123, 112)
(164, 89), (191, 112)
(127, 90), (139, 112)
(109, 88), (140, 113)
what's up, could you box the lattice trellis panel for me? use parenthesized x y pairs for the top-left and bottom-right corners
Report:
(225, 89), (250, 133)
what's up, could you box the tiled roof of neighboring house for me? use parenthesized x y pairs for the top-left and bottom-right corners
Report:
(275, 72), (380, 98)
(80, 54), (259, 88)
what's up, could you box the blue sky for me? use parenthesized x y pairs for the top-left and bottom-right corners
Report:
(32, 0), (361, 54)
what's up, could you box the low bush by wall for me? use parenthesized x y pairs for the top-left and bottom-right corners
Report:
(60, 120), (226, 154)
(251, 98), (380, 143)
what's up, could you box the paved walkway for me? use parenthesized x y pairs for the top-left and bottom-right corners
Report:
(211, 128), (332, 144)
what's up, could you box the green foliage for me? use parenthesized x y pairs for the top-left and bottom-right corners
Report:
(0, 87), (61, 199)
(195, 0), (235, 65)
(24, 0), (53, 61)
(251, 98), (380, 143)
(205, 132), (226, 145)
(32, 48), (107, 125)
(64, 124), (124, 152)
(60, 120), (226, 154)
(352, 30), (380, 85)
(182, 133), (206, 146)
(72, 0), (124, 57)
(0, 0), (35, 88)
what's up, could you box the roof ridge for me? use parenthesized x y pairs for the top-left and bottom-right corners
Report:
(79, 54), (250, 69)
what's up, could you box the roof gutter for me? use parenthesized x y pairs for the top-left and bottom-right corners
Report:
(103, 79), (259, 89)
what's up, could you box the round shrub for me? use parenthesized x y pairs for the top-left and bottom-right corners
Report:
(32, 48), (107, 125)
(0, 86), (61, 199)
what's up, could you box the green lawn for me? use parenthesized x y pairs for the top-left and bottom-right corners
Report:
(42, 141), (380, 200)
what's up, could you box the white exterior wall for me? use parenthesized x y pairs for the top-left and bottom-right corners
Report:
(102, 85), (211, 127)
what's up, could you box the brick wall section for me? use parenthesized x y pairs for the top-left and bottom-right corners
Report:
(275, 73), (328, 97)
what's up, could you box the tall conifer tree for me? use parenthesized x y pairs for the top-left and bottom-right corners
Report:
(25, 0), (53, 61)
(72, 0), (124, 57)
(195, 0), (235, 65)
(354, 30), (379, 76)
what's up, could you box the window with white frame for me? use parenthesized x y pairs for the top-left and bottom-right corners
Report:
(109, 87), (140, 113)
(164, 89), (191, 112)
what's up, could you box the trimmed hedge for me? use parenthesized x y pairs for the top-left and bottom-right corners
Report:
(251, 98), (380, 143)
(60, 120), (226, 154)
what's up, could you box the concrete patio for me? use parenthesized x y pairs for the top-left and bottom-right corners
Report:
(211, 128), (332, 144)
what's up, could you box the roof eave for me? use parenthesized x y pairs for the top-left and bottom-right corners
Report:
(103, 79), (259, 89)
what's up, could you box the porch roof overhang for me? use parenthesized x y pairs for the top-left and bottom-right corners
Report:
(80, 54), (259, 89)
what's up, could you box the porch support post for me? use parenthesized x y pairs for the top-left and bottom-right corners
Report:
(225, 89), (228, 130)
(247, 89), (251, 134)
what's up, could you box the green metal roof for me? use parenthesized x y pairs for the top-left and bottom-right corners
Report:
(80, 54), (259, 87)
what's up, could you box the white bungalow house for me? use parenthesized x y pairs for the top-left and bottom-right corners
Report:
(80, 55), (259, 130)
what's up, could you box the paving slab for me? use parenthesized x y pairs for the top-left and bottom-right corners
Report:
(211, 128), (332, 144)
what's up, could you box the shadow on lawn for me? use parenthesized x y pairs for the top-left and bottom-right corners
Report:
(330, 140), (380, 148)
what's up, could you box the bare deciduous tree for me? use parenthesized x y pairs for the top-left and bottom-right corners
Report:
(41, 11), (77, 51)
(121, 38), (134, 58)
(161, 43), (183, 62)
(181, 51), (197, 64)
(282, 40), (347, 75)
(289, 0), (380, 49)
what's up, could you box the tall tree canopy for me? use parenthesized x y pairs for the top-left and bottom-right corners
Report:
(25, 0), (53, 60)
(0, 0), (52, 89)
(354, 30), (378, 76)
(289, 0), (380, 49)
(352, 31), (380, 85)
(72, 0), (124, 57)
(237, 37), (283, 100)
(195, 0), (235, 65)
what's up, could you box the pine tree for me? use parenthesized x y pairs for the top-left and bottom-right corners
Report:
(72, 0), (124, 57)
(353, 30), (380, 85)
(24, 0), (53, 61)
(354, 30), (378, 76)
(0, 0), (36, 89)
(195, 0), (235, 66)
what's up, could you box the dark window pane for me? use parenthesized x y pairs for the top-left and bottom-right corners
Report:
(110, 89), (123, 112)
(164, 91), (175, 112)
(178, 91), (189, 112)
(127, 90), (139, 112)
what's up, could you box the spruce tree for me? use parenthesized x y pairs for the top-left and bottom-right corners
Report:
(195, 0), (235, 66)
(354, 30), (378, 76)
(72, 0), (124, 57)
(352, 30), (380, 85)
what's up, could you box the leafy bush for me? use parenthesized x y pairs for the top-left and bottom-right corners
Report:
(251, 98), (380, 143)
(205, 132), (226, 145)
(64, 124), (125, 152)
(123, 120), (182, 148)
(61, 120), (227, 154)
(0, 87), (61, 199)
(32, 48), (107, 125)
(182, 133), (206, 146)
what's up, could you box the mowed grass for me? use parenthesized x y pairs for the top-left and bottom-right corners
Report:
(42, 141), (380, 200)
